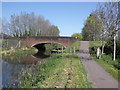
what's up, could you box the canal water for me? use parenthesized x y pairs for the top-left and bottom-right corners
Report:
(1, 51), (50, 88)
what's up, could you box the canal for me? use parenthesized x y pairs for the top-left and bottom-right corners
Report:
(1, 51), (50, 88)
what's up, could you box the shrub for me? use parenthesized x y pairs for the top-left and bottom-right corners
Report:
(104, 40), (120, 59)
(89, 46), (101, 55)
(104, 40), (113, 55)
(116, 41), (120, 59)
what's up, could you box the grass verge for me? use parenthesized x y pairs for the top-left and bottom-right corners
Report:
(19, 53), (91, 88)
(1, 48), (36, 56)
(65, 41), (80, 53)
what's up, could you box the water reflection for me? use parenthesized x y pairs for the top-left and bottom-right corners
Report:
(2, 51), (50, 88)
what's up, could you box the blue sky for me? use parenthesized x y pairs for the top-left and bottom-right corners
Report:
(2, 2), (98, 36)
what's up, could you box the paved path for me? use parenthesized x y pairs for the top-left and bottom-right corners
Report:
(77, 41), (119, 88)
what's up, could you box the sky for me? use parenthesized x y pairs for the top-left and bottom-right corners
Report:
(2, 2), (99, 36)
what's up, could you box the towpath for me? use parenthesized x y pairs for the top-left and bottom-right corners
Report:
(77, 41), (119, 88)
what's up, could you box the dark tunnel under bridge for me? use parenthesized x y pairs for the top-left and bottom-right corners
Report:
(32, 42), (66, 53)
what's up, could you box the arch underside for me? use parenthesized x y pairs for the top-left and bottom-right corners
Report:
(31, 42), (66, 48)
(31, 42), (66, 52)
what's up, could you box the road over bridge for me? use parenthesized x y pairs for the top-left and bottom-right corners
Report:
(20, 36), (78, 52)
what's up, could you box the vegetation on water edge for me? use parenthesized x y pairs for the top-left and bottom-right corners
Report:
(18, 54), (91, 88)
(1, 47), (37, 56)
(89, 41), (120, 82)
(3, 41), (91, 88)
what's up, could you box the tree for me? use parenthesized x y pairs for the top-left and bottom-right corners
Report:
(118, 31), (120, 40)
(3, 12), (60, 37)
(96, 2), (119, 60)
(82, 12), (103, 41)
(72, 33), (83, 41)
(47, 25), (60, 36)
(82, 2), (119, 60)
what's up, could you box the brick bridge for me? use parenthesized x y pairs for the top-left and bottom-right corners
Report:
(20, 36), (78, 52)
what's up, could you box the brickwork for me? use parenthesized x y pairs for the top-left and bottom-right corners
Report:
(20, 36), (78, 48)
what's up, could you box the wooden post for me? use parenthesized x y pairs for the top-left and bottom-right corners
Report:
(113, 34), (116, 61)
(70, 48), (72, 53)
(57, 49), (58, 54)
(74, 47), (76, 54)
(97, 47), (101, 59)
(62, 46), (63, 53)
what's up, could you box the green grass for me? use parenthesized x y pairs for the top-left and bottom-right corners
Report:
(1, 48), (36, 56)
(89, 41), (120, 82)
(65, 41), (80, 53)
(5, 41), (91, 88)
(89, 41), (102, 48)
(19, 54), (91, 88)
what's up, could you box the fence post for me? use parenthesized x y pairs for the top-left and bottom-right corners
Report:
(70, 48), (72, 53)
(66, 49), (67, 53)
(74, 47), (76, 54)
(62, 46), (63, 53)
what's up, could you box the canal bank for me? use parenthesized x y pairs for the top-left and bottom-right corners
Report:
(1, 47), (37, 56)
(1, 41), (92, 88)
(1, 47), (49, 88)
(18, 53), (91, 88)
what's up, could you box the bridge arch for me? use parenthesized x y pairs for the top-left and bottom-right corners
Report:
(31, 42), (66, 48)
(20, 36), (78, 51)
(31, 42), (66, 52)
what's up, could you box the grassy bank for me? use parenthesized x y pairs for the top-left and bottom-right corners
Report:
(5, 41), (91, 88)
(1, 47), (37, 56)
(18, 53), (91, 88)
(65, 41), (80, 53)
(89, 41), (120, 82)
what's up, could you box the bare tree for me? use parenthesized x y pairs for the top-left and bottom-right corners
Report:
(96, 2), (119, 60)
(3, 12), (60, 37)
(47, 25), (60, 36)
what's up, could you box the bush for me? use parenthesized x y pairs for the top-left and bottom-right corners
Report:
(89, 41), (120, 70)
(104, 40), (120, 59)
(98, 54), (120, 70)
(104, 40), (113, 55)
(89, 46), (102, 55)
(116, 41), (120, 59)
